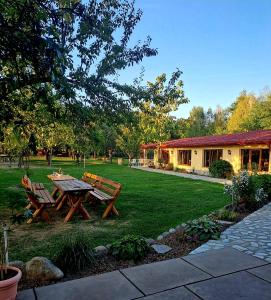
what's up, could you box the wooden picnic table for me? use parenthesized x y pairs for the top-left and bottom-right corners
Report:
(52, 179), (93, 223)
(47, 174), (75, 181)
(47, 174), (76, 201)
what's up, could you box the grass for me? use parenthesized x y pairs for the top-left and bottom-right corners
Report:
(0, 157), (229, 262)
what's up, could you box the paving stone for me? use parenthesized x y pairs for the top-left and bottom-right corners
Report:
(151, 244), (172, 254)
(190, 202), (271, 259)
(188, 271), (271, 300)
(248, 264), (271, 283)
(16, 289), (36, 300)
(183, 247), (267, 277)
(142, 286), (200, 299)
(35, 271), (143, 300)
(121, 258), (210, 295)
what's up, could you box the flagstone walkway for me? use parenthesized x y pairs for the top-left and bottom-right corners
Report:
(132, 166), (231, 184)
(18, 247), (271, 300)
(190, 202), (271, 262)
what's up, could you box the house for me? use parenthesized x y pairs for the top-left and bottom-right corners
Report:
(141, 130), (271, 175)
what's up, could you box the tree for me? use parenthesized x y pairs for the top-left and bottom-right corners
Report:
(116, 124), (141, 161)
(37, 122), (75, 166)
(139, 71), (188, 144)
(186, 106), (208, 137)
(0, 0), (157, 122)
(227, 91), (256, 133)
(242, 92), (271, 130)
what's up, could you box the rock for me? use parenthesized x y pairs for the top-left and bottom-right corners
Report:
(26, 257), (63, 281)
(145, 238), (156, 245)
(169, 228), (176, 234)
(215, 220), (234, 225)
(9, 260), (26, 275)
(162, 231), (169, 238)
(157, 235), (163, 241)
(151, 244), (172, 254)
(106, 244), (111, 250)
(94, 245), (108, 257)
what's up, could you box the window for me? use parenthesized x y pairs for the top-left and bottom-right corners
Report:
(178, 150), (191, 165)
(241, 149), (269, 172)
(203, 149), (223, 167)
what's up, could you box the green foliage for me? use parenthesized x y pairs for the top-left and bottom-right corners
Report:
(139, 71), (188, 144)
(209, 160), (233, 179)
(213, 209), (238, 222)
(227, 91), (256, 133)
(53, 233), (96, 273)
(110, 235), (150, 262)
(224, 171), (268, 210)
(185, 216), (221, 241)
(251, 174), (271, 201)
(1, 0), (157, 121)
(116, 124), (141, 159)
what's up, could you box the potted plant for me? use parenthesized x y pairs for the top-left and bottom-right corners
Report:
(0, 225), (22, 300)
(0, 197), (32, 299)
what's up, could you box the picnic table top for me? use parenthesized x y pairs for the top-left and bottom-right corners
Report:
(52, 179), (94, 192)
(47, 174), (75, 181)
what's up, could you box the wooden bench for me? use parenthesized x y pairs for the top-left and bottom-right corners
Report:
(21, 176), (55, 223)
(82, 172), (122, 219)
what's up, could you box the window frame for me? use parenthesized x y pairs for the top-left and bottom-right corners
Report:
(203, 149), (223, 167)
(178, 150), (192, 166)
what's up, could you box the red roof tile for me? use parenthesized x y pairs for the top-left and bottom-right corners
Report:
(141, 130), (271, 149)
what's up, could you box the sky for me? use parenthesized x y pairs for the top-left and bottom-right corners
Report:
(118, 0), (271, 118)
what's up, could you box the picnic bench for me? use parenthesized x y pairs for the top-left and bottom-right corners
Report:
(21, 175), (55, 224)
(82, 172), (122, 219)
(51, 179), (93, 223)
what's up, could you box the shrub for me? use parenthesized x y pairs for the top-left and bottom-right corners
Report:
(224, 171), (268, 210)
(209, 160), (233, 179)
(165, 163), (173, 170)
(184, 216), (221, 241)
(110, 235), (149, 262)
(53, 233), (96, 273)
(251, 174), (271, 201)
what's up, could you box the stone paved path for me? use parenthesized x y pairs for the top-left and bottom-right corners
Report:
(132, 166), (232, 185)
(18, 247), (271, 300)
(190, 203), (271, 262)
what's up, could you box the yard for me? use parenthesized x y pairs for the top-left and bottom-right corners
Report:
(0, 158), (229, 262)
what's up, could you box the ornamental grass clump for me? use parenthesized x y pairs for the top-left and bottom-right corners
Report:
(53, 232), (96, 273)
(184, 216), (221, 241)
(110, 235), (150, 262)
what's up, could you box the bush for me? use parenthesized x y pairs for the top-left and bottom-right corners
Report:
(53, 233), (96, 273)
(165, 163), (173, 170)
(251, 174), (271, 201)
(209, 160), (233, 179)
(185, 216), (221, 241)
(224, 171), (268, 211)
(110, 235), (150, 262)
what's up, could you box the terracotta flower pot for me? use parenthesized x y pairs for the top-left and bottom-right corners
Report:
(0, 266), (22, 300)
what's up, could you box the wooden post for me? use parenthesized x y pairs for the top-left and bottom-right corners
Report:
(259, 149), (262, 172)
(3, 225), (9, 267)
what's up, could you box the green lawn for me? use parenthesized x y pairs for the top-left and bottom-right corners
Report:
(0, 158), (229, 261)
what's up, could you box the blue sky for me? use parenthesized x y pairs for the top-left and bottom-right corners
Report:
(118, 0), (271, 118)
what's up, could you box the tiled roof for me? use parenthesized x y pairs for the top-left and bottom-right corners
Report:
(141, 130), (271, 149)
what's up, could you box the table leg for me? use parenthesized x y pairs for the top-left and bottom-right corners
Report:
(79, 203), (91, 220)
(56, 194), (68, 211)
(64, 198), (81, 223)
